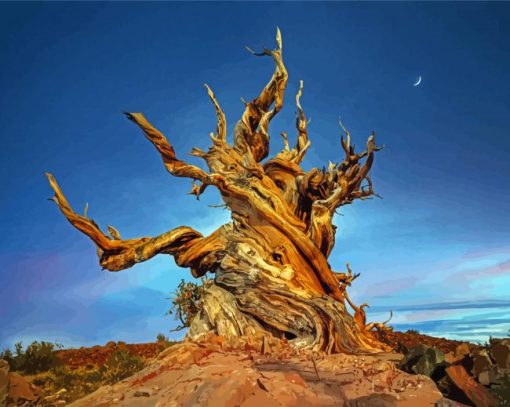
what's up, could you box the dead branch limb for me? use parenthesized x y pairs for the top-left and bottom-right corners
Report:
(234, 28), (288, 162)
(125, 113), (211, 185)
(46, 173), (206, 271)
(204, 84), (227, 143)
(294, 80), (309, 163)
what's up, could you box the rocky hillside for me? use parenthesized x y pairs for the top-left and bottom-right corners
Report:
(69, 333), (443, 407)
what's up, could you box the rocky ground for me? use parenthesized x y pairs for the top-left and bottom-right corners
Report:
(68, 334), (443, 407)
(1, 331), (509, 406)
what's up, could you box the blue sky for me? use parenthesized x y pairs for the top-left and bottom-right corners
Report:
(1, 2), (509, 349)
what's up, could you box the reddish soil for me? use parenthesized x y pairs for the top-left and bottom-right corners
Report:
(57, 341), (168, 370)
(373, 330), (468, 353)
(56, 330), (468, 371)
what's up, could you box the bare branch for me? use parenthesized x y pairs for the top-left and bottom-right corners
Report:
(107, 226), (121, 240)
(46, 172), (122, 252)
(280, 131), (290, 151)
(338, 117), (351, 155)
(295, 80), (309, 158)
(234, 28), (288, 162)
(125, 112), (211, 184)
(204, 84), (227, 143)
(46, 173), (209, 272)
(366, 310), (393, 332)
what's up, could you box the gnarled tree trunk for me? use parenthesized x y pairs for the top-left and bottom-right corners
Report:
(46, 29), (388, 354)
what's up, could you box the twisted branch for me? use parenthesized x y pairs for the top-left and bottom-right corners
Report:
(234, 28), (288, 162)
(46, 173), (211, 272)
(204, 84), (227, 143)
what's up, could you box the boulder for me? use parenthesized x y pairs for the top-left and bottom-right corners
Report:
(7, 372), (44, 406)
(455, 343), (471, 359)
(445, 365), (498, 407)
(470, 349), (493, 380)
(489, 338), (510, 369)
(444, 343), (473, 364)
(436, 375), (474, 406)
(399, 344), (448, 378)
(0, 360), (9, 407)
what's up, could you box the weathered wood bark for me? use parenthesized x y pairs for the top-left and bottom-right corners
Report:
(46, 29), (389, 354)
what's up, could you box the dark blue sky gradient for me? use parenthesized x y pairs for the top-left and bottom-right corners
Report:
(1, 2), (509, 347)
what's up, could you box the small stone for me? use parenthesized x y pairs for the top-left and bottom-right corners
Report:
(133, 390), (150, 397)
(478, 370), (490, 386)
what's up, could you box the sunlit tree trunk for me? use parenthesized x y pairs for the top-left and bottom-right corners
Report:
(46, 29), (389, 353)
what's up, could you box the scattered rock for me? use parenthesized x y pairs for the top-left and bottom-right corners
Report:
(44, 388), (68, 403)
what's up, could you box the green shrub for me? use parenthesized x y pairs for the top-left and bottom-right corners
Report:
(167, 278), (208, 331)
(406, 329), (420, 335)
(55, 366), (103, 402)
(156, 333), (168, 342)
(156, 333), (178, 351)
(1, 340), (148, 404)
(0, 341), (62, 374)
(31, 354), (145, 403)
(31, 366), (103, 404)
(99, 349), (145, 385)
(23, 341), (62, 374)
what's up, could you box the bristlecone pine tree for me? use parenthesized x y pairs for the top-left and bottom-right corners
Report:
(46, 30), (390, 354)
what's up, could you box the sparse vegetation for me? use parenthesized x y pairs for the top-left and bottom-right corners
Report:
(156, 333), (177, 350)
(167, 278), (208, 331)
(406, 329), (420, 335)
(0, 340), (152, 404)
(32, 366), (104, 404)
(99, 349), (145, 385)
(0, 340), (62, 374)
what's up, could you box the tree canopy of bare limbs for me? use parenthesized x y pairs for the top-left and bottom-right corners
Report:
(46, 29), (390, 354)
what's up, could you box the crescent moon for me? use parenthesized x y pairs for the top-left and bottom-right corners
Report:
(413, 76), (422, 87)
